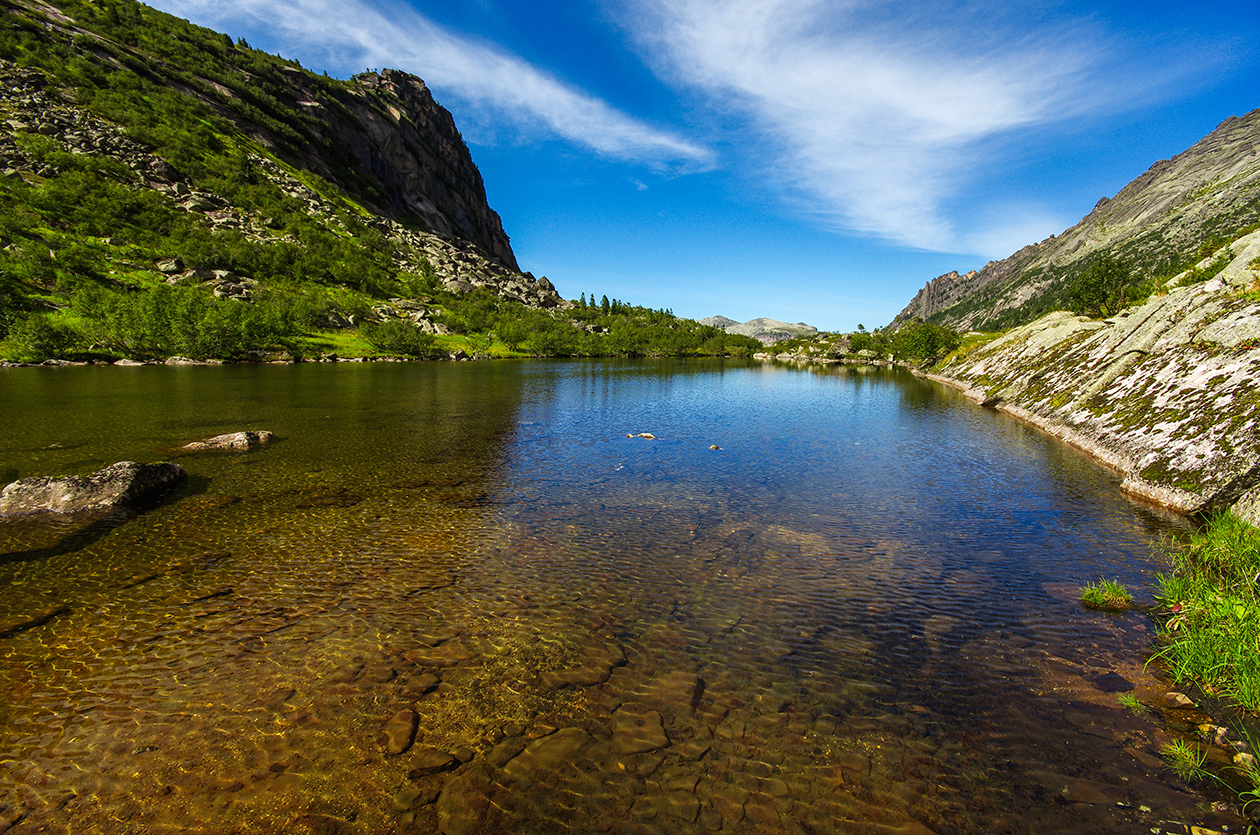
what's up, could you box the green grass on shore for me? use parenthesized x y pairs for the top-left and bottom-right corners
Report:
(1154, 512), (1260, 711)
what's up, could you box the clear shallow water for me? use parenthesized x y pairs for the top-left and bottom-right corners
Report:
(0, 360), (1235, 834)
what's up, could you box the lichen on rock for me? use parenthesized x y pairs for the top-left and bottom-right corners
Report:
(928, 231), (1260, 523)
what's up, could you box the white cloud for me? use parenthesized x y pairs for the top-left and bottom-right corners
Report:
(149, 0), (714, 171)
(617, 0), (1138, 251)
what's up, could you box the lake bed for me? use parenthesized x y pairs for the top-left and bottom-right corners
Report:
(0, 360), (1238, 834)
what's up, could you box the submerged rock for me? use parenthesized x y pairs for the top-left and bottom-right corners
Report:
(383, 708), (419, 755)
(502, 728), (593, 782)
(436, 762), (494, 835)
(0, 461), (186, 517)
(407, 747), (457, 778)
(612, 707), (669, 755)
(179, 430), (275, 453)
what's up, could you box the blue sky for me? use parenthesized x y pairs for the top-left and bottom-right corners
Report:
(149, 0), (1260, 331)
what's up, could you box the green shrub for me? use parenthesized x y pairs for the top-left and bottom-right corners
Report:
(1067, 253), (1132, 318)
(1177, 250), (1232, 287)
(72, 283), (297, 359)
(358, 319), (437, 357)
(889, 319), (959, 365)
(3, 313), (78, 361)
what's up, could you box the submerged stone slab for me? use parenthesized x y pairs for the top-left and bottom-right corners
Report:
(383, 708), (418, 755)
(436, 762), (494, 835)
(0, 461), (186, 517)
(502, 727), (593, 781)
(613, 708), (669, 755)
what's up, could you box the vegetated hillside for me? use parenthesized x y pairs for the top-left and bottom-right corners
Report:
(0, 0), (760, 362)
(891, 108), (1260, 332)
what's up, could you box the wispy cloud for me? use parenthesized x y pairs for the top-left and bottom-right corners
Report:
(150, 0), (714, 171)
(616, 0), (1175, 252)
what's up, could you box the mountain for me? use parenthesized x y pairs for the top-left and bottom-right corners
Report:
(700, 316), (819, 344)
(0, 0), (764, 363)
(0, 0), (539, 303)
(891, 108), (1260, 332)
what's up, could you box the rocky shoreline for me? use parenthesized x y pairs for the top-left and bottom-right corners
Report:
(0, 352), (478, 368)
(916, 229), (1260, 525)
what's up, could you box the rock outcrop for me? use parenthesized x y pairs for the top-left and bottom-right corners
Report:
(924, 229), (1260, 522)
(700, 316), (819, 345)
(0, 461), (187, 516)
(892, 109), (1260, 332)
(328, 70), (517, 270)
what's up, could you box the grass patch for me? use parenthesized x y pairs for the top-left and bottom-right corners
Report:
(1117, 693), (1147, 715)
(1080, 578), (1134, 611)
(1153, 512), (1260, 711)
(1161, 738), (1209, 782)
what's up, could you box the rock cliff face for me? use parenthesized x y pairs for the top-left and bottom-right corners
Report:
(924, 229), (1260, 522)
(268, 67), (518, 271)
(892, 109), (1260, 331)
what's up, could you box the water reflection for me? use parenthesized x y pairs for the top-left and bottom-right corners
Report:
(0, 360), (1230, 834)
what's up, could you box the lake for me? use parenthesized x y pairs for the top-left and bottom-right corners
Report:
(0, 360), (1236, 834)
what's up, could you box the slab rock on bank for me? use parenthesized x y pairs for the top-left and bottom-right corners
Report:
(925, 230), (1260, 522)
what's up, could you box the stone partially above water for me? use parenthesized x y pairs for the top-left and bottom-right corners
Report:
(0, 461), (186, 517)
(179, 431), (276, 453)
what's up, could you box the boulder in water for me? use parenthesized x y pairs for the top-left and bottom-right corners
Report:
(179, 431), (275, 452)
(0, 461), (186, 517)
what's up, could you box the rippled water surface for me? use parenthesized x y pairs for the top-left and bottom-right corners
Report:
(0, 360), (1236, 834)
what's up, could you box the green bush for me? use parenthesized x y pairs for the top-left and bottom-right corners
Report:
(1177, 250), (1232, 287)
(1067, 253), (1132, 318)
(889, 319), (959, 365)
(73, 284), (297, 359)
(3, 313), (78, 361)
(358, 319), (437, 357)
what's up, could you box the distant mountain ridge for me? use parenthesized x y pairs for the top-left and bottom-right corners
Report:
(700, 316), (818, 344)
(891, 108), (1260, 332)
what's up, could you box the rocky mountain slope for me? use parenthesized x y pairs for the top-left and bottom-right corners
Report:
(0, 0), (560, 322)
(893, 109), (1260, 332)
(260, 66), (518, 271)
(923, 229), (1260, 522)
(699, 316), (818, 344)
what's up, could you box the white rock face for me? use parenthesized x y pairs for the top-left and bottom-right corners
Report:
(928, 242), (1260, 522)
(699, 316), (819, 345)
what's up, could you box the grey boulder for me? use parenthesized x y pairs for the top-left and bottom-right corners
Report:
(179, 431), (275, 453)
(0, 461), (187, 517)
